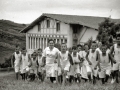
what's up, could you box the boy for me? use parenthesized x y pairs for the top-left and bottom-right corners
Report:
(78, 45), (88, 82)
(98, 44), (116, 84)
(42, 39), (60, 83)
(37, 48), (45, 82)
(11, 45), (21, 80)
(59, 43), (73, 85)
(110, 33), (120, 83)
(71, 46), (81, 83)
(20, 47), (31, 80)
(86, 41), (99, 84)
(29, 52), (39, 81)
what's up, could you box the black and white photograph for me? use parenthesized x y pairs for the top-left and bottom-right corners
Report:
(0, 0), (120, 90)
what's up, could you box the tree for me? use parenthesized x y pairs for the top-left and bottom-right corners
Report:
(97, 18), (120, 45)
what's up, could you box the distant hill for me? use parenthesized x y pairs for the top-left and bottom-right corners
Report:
(0, 19), (28, 63)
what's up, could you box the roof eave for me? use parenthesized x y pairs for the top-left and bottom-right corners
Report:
(20, 14), (46, 33)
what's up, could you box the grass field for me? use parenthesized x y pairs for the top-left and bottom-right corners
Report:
(0, 72), (120, 90)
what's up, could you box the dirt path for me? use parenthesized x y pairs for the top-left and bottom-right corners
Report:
(0, 71), (14, 77)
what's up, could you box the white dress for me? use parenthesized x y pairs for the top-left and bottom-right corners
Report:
(14, 52), (21, 73)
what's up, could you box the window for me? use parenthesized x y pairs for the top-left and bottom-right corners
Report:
(47, 20), (50, 28)
(56, 23), (60, 32)
(38, 23), (41, 32)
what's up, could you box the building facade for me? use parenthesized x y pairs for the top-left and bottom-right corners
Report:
(20, 13), (104, 54)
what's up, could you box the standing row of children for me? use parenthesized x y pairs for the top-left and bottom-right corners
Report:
(11, 38), (120, 85)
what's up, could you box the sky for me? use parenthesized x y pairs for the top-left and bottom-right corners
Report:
(0, 0), (120, 24)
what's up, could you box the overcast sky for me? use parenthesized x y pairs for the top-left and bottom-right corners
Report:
(0, 0), (120, 24)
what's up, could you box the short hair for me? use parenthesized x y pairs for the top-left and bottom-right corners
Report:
(48, 39), (55, 43)
(31, 52), (37, 56)
(16, 45), (19, 48)
(38, 48), (42, 51)
(92, 41), (96, 44)
(84, 43), (88, 46)
(22, 47), (26, 50)
(68, 47), (72, 51)
(77, 44), (82, 48)
(72, 46), (77, 50)
(61, 43), (67, 46)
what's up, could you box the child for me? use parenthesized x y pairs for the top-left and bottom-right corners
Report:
(37, 48), (45, 82)
(78, 45), (89, 82)
(98, 44), (116, 84)
(29, 52), (38, 81)
(110, 33), (120, 84)
(20, 47), (31, 80)
(71, 46), (81, 83)
(86, 41), (99, 84)
(59, 43), (73, 85)
(11, 45), (21, 80)
(67, 47), (75, 83)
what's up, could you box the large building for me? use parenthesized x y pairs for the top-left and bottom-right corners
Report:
(20, 13), (120, 54)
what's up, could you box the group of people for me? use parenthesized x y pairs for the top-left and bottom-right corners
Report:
(11, 37), (120, 85)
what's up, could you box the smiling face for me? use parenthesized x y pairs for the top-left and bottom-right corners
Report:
(49, 40), (54, 49)
(100, 45), (107, 55)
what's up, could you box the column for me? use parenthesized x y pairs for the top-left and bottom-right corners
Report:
(33, 37), (35, 49)
(32, 37), (34, 49)
(30, 36), (31, 49)
(59, 36), (61, 44)
(35, 37), (36, 49)
(40, 38), (41, 48)
(46, 38), (47, 47)
(43, 37), (44, 49)
(37, 37), (39, 49)
(36, 37), (38, 49)
(44, 38), (46, 48)
(26, 34), (29, 50)
(63, 38), (65, 43)
(28, 37), (30, 49)
(55, 39), (57, 43)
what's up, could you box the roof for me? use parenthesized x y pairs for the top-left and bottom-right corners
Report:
(20, 13), (120, 33)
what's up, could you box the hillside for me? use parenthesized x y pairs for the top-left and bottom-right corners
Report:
(0, 20), (27, 63)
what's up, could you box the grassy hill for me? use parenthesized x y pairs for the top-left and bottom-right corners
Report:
(0, 19), (27, 63)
